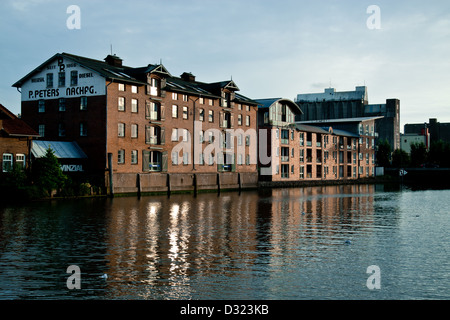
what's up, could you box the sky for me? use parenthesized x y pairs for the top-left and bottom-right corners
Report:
(1, 0), (450, 131)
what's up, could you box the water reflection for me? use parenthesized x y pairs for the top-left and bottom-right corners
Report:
(100, 185), (381, 299)
(0, 184), (448, 300)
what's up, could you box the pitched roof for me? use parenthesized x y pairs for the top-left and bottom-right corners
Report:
(0, 104), (39, 137)
(12, 52), (148, 88)
(12, 52), (259, 105)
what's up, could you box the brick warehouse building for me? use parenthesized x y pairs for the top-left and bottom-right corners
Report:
(12, 53), (259, 195)
(256, 98), (377, 183)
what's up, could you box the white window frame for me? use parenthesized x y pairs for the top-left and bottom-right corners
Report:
(118, 97), (125, 111)
(131, 99), (138, 113)
(118, 123), (125, 137)
(131, 124), (138, 138)
(2, 153), (13, 172)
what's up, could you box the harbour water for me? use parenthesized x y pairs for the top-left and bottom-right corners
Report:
(0, 184), (449, 300)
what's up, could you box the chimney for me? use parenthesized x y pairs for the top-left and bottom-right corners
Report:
(181, 72), (196, 82)
(104, 54), (123, 67)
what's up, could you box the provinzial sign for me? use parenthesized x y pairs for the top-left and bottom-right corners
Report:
(21, 57), (106, 101)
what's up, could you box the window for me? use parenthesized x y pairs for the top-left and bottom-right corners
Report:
(38, 100), (45, 113)
(199, 109), (204, 121)
(209, 110), (214, 122)
(46, 73), (53, 88)
(183, 129), (189, 142)
(146, 101), (161, 121)
(131, 124), (138, 138)
(199, 130), (204, 143)
(238, 154), (243, 165)
(171, 128), (178, 141)
(146, 126), (162, 145)
(199, 97), (205, 105)
(16, 154), (26, 169)
(150, 78), (159, 96)
(147, 152), (162, 172)
(80, 97), (87, 110)
(2, 154), (13, 172)
(118, 97), (125, 111)
(131, 86), (138, 93)
(208, 153), (214, 165)
(80, 123), (87, 136)
(237, 104), (242, 111)
(238, 134), (243, 146)
(131, 99), (138, 113)
(245, 135), (251, 146)
(118, 150), (125, 164)
(172, 151), (179, 165)
(300, 133), (304, 146)
(183, 106), (188, 119)
(172, 92), (178, 100)
(183, 94), (188, 102)
(300, 166), (304, 179)
(38, 125), (45, 137)
(208, 131), (214, 143)
(119, 83), (125, 91)
(183, 152), (189, 165)
(238, 114), (242, 126)
(245, 115), (250, 126)
(246, 154), (250, 165)
(246, 105), (250, 112)
(172, 105), (178, 118)
(199, 153), (205, 165)
(131, 150), (138, 165)
(71, 70), (78, 86)
(59, 123), (66, 137)
(59, 98), (66, 112)
(209, 99), (213, 106)
(300, 149), (304, 162)
(118, 123), (125, 137)
(58, 72), (66, 87)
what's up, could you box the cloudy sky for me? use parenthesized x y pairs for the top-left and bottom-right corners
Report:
(1, 0), (449, 130)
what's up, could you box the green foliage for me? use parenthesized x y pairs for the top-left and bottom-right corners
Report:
(376, 139), (391, 167)
(392, 149), (410, 168)
(428, 140), (450, 167)
(410, 142), (428, 167)
(32, 147), (68, 197)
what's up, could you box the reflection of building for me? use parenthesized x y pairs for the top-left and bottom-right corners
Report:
(0, 104), (38, 174)
(404, 118), (450, 145)
(295, 86), (400, 151)
(13, 53), (259, 194)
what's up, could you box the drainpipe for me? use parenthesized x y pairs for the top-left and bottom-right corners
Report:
(106, 80), (113, 196)
(189, 95), (200, 171)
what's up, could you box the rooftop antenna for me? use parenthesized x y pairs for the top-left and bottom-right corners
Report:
(110, 44), (113, 55)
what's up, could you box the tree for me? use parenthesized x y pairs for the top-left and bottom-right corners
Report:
(392, 149), (410, 168)
(32, 147), (68, 197)
(376, 139), (391, 167)
(410, 142), (428, 168)
(428, 140), (450, 167)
